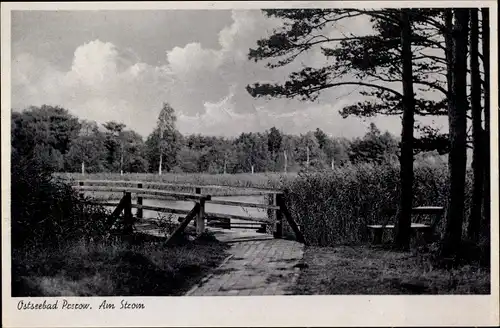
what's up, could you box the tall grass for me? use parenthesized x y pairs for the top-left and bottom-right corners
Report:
(282, 161), (472, 246)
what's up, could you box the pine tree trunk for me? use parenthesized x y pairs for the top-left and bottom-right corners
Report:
(81, 161), (85, 175)
(441, 9), (470, 258)
(467, 8), (484, 242)
(306, 146), (310, 167)
(394, 9), (416, 250)
(251, 164), (254, 174)
(481, 8), (491, 236)
(444, 9), (453, 97)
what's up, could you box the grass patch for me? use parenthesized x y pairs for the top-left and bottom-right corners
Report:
(12, 233), (230, 297)
(292, 245), (490, 295)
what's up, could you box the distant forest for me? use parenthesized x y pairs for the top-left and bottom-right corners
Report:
(11, 104), (446, 175)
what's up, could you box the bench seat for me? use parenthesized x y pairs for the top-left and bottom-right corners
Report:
(367, 223), (433, 244)
(367, 223), (430, 229)
(366, 206), (444, 244)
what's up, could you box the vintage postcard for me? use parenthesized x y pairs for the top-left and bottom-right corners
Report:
(2, 1), (499, 327)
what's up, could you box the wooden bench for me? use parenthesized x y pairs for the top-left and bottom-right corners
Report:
(367, 206), (444, 244)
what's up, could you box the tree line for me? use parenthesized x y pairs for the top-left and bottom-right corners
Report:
(246, 8), (491, 256)
(11, 104), (410, 176)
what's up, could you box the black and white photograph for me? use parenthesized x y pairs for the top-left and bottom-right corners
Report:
(2, 1), (499, 327)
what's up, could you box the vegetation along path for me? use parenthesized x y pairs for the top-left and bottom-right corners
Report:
(186, 236), (304, 296)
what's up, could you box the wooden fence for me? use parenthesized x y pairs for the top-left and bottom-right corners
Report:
(71, 179), (306, 245)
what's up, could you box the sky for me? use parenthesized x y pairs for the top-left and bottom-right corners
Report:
(11, 9), (448, 139)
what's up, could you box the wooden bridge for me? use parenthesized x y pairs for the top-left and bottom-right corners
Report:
(71, 180), (306, 245)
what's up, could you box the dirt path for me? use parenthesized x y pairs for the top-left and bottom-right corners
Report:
(185, 238), (304, 296)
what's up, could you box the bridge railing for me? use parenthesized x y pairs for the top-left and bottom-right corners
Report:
(71, 179), (306, 244)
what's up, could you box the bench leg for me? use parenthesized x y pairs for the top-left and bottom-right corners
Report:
(423, 229), (433, 243)
(373, 229), (383, 244)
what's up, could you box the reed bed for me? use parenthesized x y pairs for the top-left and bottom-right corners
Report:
(282, 161), (471, 246)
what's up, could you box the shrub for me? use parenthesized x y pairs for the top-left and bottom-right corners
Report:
(11, 152), (108, 249)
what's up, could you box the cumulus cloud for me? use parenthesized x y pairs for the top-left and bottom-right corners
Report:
(71, 40), (120, 86)
(11, 9), (423, 139)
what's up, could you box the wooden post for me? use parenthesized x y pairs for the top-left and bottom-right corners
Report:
(136, 183), (143, 219)
(78, 181), (84, 199)
(274, 193), (283, 239)
(196, 198), (206, 235)
(276, 193), (305, 244)
(106, 193), (127, 230)
(166, 203), (200, 246)
(224, 218), (231, 229)
(193, 187), (201, 228)
(123, 191), (134, 235)
(267, 194), (277, 235)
